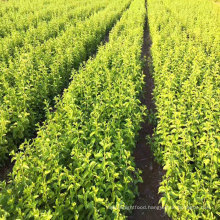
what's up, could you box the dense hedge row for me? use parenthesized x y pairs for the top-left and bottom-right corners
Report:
(0, 0), (146, 218)
(148, 0), (220, 219)
(0, 0), (131, 165)
(0, 0), (109, 62)
(0, 0), (90, 37)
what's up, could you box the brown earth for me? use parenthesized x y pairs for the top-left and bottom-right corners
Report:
(128, 3), (169, 220)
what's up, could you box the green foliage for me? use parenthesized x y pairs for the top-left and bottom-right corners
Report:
(0, 0), (131, 165)
(148, 0), (220, 219)
(0, 0), (146, 218)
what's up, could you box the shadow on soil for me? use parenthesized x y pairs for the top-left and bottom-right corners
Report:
(0, 159), (14, 182)
(128, 3), (169, 220)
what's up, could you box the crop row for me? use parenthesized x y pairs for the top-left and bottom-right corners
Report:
(148, 0), (219, 219)
(0, 0), (112, 71)
(0, 0), (88, 38)
(0, 0), (109, 59)
(0, 0), (131, 165)
(161, 0), (219, 50)
(0, 0), (146, 219)
(0, 1), (109, 71)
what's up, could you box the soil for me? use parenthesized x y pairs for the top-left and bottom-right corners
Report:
(128, 4), (170, 220)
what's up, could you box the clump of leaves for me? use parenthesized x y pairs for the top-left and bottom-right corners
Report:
(0, 0), (146, 219)
(148, 0), (220, 219)
(0, 0), (131, 166)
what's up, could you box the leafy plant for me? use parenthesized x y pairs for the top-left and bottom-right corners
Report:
(148, 0), (220, 219)
(0, 0), (146, 219)
(0, 0), (131, 165)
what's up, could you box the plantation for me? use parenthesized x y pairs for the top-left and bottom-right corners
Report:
(0, 0), (219, 219)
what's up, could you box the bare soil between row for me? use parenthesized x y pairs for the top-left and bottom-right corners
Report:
(128, 4), (169, 219)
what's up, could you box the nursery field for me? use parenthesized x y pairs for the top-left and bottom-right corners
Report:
(0, 0), (219, 219)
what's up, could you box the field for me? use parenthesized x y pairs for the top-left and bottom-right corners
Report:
(0, 0), (219, 219)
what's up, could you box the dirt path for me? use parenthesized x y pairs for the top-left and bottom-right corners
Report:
(128, 3), (169, 220)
